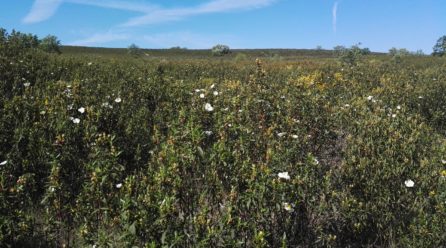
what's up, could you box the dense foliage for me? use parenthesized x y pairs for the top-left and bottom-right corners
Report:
(39, 35), (62, 54)
(1, 34), (446, 247)
(433, 35), (446, 56)
(211, 44), (231, 56)
(128, 44), (142, 57)
(0, 28), (61, 54)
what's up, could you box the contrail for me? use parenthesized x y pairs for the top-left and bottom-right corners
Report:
(332, 1), (338, 33)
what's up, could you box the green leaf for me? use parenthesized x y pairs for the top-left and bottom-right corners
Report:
(129, 222), (136, 235)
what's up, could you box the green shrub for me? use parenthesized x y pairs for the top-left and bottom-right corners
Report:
(211, 44), (230, 56)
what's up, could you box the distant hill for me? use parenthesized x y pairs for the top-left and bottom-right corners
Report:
(61, 45), (385, 60)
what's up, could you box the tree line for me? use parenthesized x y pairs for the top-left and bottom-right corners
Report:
(0, 28), (61, 54)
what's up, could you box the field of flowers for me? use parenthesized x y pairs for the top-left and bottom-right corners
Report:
(1, 41), (446, 247)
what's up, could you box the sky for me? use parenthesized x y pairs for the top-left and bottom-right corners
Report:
(0, 0), (445, 52)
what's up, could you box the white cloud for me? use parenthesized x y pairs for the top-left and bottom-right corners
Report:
(66, 0), (157, 13)
(332, 1), (338, 33)
(199, 0), (276, 12)
(69, 31), (129, 46)
(142, 32), (238, 49)
(23, 0), (158, 24)
(121, 0), (277, 27)
(23, 0), (63, 24)
(25, 0), (276, 48)
(24, 0), (275, 25)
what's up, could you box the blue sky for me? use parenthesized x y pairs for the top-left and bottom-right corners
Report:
(1, 0), (445, 52)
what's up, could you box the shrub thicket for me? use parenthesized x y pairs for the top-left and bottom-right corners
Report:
(1, 30), (446, 247)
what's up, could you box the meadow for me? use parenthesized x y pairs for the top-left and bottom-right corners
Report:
(1, 38), (446, 247)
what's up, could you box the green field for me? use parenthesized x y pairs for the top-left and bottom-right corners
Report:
(1, 39), (446, 247)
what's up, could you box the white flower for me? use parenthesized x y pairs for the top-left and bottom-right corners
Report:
(199, 93), (205, 99)
(223, 107), (229, 111)
(418, 96), (423, 99)
(50, 187), (55, 192)
(204, 131), (213, 136)
(114, 97), (122, 103)
(24, 82), (31, 87)
(392, 114), (397, 118)
(282, 202), (294, 212)
(277, 132), (287, 137)
(278, 172), (290, 180)
(314, 158), (319, 165)
(72, 118), (81, 124)
(281, 95), (286, 99)
(397, 105), (401, 110)
(67, 104), (74, 110)
(0, 160), (7, 166)
(40, 110), (46, 115)
(213, 91), (219, 96)
(102, 102), (113, 109)
(88, 62), (92, 66)
(194, 89), (201, 93)
(78, 107), (85, 114)
(204, 103), (214, 112)
(367, 96), (373, 101)
(441, 159), (446, 164)
(344, 104), (350, 107)
(405, 179), (415, 188)
(291, 134), (298, 139)
(116, 183), (122, 189)
(210, 84), (215, 89)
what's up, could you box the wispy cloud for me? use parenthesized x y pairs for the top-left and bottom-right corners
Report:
(332, 1), (338, 33)
(24, 0), (276, 47)
(23, 0), (63, 24)
(23, 0), (275, 25)
(69, 31), (130, 46)
(67, 0), (158, 13)
(23, 0), (158, 24)
(121, 0), (277, 27)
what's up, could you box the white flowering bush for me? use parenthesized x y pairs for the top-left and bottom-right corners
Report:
(211, 44), (230, 56)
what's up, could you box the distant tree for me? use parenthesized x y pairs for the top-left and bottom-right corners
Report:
(8, 29), (40, 49)
(388, 47), (398, 56)
(389, 47), (410, 56)
(39, 35), (61, 54)
(398, 48), (410, 56)
(333, 45), (347, 56)
(350, 43), (371, 55)
(361, 47), (371, 55)
(432, 35), (446, 56)
(335, 43), (370, 65)
(212, 44), (230, 56)
(414, 49), (425, 56)
(0, 28), (7, 44)
(128, 43), (142, 57)
(316, 45), (323, 50)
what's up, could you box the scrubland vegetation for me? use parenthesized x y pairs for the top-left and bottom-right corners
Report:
(1, 29), (446, 247)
